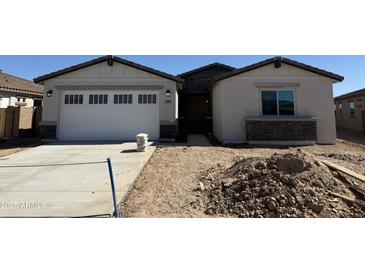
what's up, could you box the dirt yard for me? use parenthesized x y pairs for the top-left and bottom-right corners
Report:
(121, 130), (365, 218)
(0, 138), (43, 158)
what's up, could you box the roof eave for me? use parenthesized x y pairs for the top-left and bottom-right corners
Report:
(211, 57), (344, 86)
(33, 56), (108, 83)
(334, 88), (365, 101)
(34, 56), (184, 84)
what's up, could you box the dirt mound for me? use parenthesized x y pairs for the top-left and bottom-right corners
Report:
(197, 152), (365, 218)
(318, 153), (365, 165)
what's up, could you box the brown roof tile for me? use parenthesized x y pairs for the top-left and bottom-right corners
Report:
(0, 72), (43, 97)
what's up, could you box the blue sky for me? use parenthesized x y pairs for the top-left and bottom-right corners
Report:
(0, 55), (364, 97)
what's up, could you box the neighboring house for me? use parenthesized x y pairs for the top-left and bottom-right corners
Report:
(0, 71), (43, 108)
(334, 88), (365, 134)
(34, 56), (343, 144)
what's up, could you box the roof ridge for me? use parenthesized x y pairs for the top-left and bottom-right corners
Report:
(112, 56), (183, 82)
(334, 87), (365, 100)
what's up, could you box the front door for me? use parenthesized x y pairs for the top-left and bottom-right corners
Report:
(182, 94), (210, 133)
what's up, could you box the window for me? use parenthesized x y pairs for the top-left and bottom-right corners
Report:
(262, 91), (277, 115)
(349, 101), (355, 115)
(138, 94), (157, 104)
(261, 90), (294, 116)
(114, 94), (133, 104)
(65, 94), (84, 105)
(89, 94), (108, 104)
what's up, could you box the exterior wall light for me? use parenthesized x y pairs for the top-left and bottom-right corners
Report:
(166, 90), (171, 97)
(47, 90), (53, 97)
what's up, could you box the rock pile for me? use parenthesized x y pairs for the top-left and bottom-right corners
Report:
(198, 152), (365, 218)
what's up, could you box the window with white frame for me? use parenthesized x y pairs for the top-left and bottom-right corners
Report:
(138, 94), (157, 104)
(114, 94), (133, 104)
(65, 94), (84, 105)
(261, 90), (295, 116)
(339, 102), (342, 113)
(89, 94), (108, 104)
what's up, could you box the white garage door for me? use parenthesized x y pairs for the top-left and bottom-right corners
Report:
(59, 90), (159, 141)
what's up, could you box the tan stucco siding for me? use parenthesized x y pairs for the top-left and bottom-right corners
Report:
(212, 63), (337, 144)
(40, 61), (179, 130)
(335, 96), (365, 132)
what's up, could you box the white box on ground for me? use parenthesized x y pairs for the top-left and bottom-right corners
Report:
(136, 133), (149, 152)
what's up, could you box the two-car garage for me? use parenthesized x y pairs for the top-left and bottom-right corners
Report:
(59, 90), (160, 141)
(34, 56), (183, 142)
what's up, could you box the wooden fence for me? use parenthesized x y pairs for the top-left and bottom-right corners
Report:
(0, 106), (42, 138)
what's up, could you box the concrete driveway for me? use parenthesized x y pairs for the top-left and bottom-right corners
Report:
(0, 142), (155, 217)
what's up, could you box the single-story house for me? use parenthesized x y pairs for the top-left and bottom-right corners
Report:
(34, 56), (343, 144)
(0, 71), (43, 108)
(334, 88), (365, 134)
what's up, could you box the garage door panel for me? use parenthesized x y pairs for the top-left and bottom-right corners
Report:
(59, 91), (159, 141)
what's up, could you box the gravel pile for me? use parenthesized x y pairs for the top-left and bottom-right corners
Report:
(198, 152), (365, 218)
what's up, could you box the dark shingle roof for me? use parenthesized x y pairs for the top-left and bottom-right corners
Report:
(177, 63), (236, 77)
(0, 72), (43, 97)
(212, 56), (344, 85)
(34, 55), (184, 84)
(334, 88), (365, 101)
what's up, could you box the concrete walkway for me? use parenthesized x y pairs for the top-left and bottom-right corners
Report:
(187, 134), (211, 146)
(0, 142), (155, 217)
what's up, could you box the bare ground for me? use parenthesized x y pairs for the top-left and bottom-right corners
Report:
(121, 130), (365, 217)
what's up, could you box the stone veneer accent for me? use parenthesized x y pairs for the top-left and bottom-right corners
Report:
(246, 119), (317, 141)
(160, 124), (178, 139)
(40, 125), (57, 139)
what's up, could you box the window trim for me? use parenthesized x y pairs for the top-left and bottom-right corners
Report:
(260, 89), (296, 117)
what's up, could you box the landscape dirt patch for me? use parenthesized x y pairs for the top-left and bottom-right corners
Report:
(121, 138), (365, 218)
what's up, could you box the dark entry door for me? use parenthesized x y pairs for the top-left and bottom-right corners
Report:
(183, 94), (210, 133)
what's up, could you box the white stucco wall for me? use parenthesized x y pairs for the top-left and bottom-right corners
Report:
(0, 96), (34, 108)
(0, 97), (10, 108)
(212, 63), (338, 144)
(40, 61), (180, 135)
